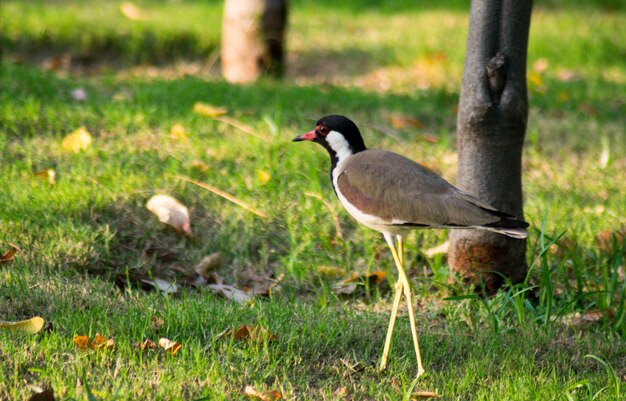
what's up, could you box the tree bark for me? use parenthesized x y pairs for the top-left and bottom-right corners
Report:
(449, 0), (533, 292)
(221, 0), (287, 83)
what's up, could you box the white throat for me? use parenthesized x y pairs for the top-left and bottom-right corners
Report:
(326, 130), (353, 166)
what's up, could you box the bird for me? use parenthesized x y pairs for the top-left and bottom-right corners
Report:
(293, 115), (529, 378)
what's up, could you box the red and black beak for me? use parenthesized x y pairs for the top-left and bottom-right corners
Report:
(292, 129), (317, 142)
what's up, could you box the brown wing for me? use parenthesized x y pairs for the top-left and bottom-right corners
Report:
(336, 149), (503, 227)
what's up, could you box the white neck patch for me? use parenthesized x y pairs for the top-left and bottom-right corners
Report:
(326, 130), (353, 164)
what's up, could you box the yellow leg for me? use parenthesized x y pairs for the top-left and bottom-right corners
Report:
(380, 279), (403, 370)
(382, 233), (425, 378)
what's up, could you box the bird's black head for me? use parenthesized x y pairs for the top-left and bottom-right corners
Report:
(292, 115), (367, 164)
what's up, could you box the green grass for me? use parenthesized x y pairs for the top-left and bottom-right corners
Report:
(1, 0), (625, 400)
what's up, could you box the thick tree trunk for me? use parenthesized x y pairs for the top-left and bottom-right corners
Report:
(449, 0), (533, 292)
(221, 0), (287, 83)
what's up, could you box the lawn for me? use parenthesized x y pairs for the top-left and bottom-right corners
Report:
(1, 0), (625, 400)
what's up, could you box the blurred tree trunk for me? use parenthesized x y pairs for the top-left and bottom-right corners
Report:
(449, 0), (533, 292)
(221, 0), (287, 83)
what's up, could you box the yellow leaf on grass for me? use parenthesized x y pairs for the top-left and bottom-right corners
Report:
(225, 325), (279, 343)
(146, 194), (192, 235)
(91, 333), (115, 350)
(73, 333), (115, 350)
(158, 338), (181, 355)
(73, 335), (91, 350)
(120, 2), (147, 20)
(170, 123), (187, 141)
(244, 385), (282, 400)
(0, 316), (45, 334)
(256, 170), (271, 185)
(62, 127), (92, 152)
(34, 169), (56, 185)
(193, 102), (228, 118)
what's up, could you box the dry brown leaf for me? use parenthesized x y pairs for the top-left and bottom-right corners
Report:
(62, 127), (92, 152)
(73, 335), (91, 350)
(1, 243), (19, 265)
(596, 230), (625, 252)
(412, 390), (440, 399)
(208, 284), (252, 303)
(73, 333), (115, 350)
(559, 310), (605, 327)
(225, 325), (278, 343)
(140, 339), (159, 350)
(389, 115), (423, 129)
(194, 253), (222, 278)
(0, 316), (45, 334)
(158, 338), (181, 355)
(193, 102), (228, 118)
(146, 194), (192, 235)
(34, 169), (57, 185)
(91, 333), (115, 350)
(333, 271), (387, 295)
(119, 2), (148, 20)
(244, 385), (282, 401)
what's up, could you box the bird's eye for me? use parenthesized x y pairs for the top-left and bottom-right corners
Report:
(318, 126), (329, 135)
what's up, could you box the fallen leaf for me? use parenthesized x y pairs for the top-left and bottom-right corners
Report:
(146, 194), (192, 235)
(62, 127), (93, 152)
(170, 123), (187, 141)
(73, 335), (91, 350)
(250, 273), (284, 298)
(225, 325), (279, 343)
(34, 169), (56, 185)
(559, 310), (605, 327)
(141, 278), (179, 294)
(119, 2), (147, 20)
(28, 388), (55, 401)
(194, 253), (222, 278)
(244, 385), (282, 400)
(257, 170), (271, 185)
(412, 390), (440, 399)
(208, 284), (252, 303)
(91, 333), (115, 350)
(193, 102), (228, 118)
(1, 243), (19, 265)
(596, 230), (625, 252)
(138, 338), (159, 350)
(70, 88), (87, 101)
(389, 115), (423, 129)
(158, 337), (181, 355)
(0, 316), (45, 334)
(333, 271), (387, 296)
(420, 133), (439, 144)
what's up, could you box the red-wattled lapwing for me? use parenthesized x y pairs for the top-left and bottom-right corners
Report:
(293, 115), (528, 377)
